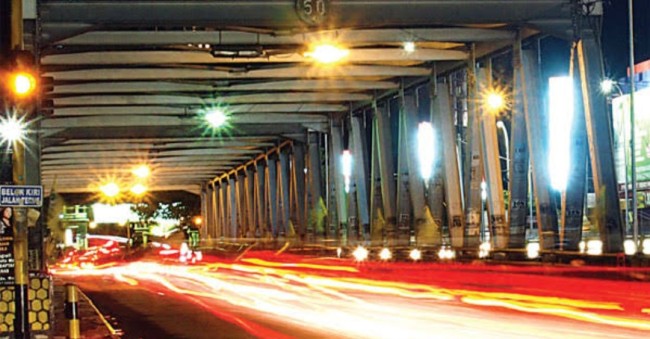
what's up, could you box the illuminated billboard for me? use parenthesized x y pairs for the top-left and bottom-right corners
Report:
(612, 86), (650, 194)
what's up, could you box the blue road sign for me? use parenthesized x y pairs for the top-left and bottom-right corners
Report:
(0, 185), (43, 207)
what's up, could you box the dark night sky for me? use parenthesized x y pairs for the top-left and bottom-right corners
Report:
(602, 0), (650, 78)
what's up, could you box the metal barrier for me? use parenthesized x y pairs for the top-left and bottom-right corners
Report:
(64, 284), (80, 339)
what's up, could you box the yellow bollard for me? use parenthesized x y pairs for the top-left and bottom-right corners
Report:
(65, 284), (80, 339)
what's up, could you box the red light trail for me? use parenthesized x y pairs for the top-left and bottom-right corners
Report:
(52, 249), (650, 338)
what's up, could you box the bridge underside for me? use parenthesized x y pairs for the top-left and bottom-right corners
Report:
(28, 1), (627, 252)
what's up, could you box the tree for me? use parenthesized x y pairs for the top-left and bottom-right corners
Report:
(131, 201), (161, 224)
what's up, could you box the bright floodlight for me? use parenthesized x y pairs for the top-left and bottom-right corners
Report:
(132, 165), (150, 179)
(352, 246), (369, 262)
(0, 116), (26, 144)
(478, 242), (491, 259)
(643, 239), (650, 255)
(526, 242), (540, 259)
(417, 122), (435, 182)
(586, 240), (603, 256)
(341, 150), (353, 193)
(548, 76), (574, 191)
(100, 182), (120, 198)
(379, 248), (392, 260)
(205, 109), (228, 128)
(438, 247), (455, 260)
(130, 184), (147, 196)
(600, 79), (615, 94)
(403, 41), (416, 53)
(409, 248), (422, 261)
(306, 44), (349, 64)
(624, 239), (637, 255)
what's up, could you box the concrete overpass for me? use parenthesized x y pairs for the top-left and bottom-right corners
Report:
(18, 1), (627, 252)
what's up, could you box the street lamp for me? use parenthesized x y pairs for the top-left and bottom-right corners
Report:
(496, 120), (509, 183)
(403, 41), (416, 53)
(0, 115), (26, 145)
(132, 165), (151, 179)
(417, 122), (435, 185)
(100, 182), (120, 198)
(205, 109), (228, 129)
(305, 43), (349, 64)
(130, 184), (147, 196)
(341, 150), (353, 193)
(548, 76), (574, 192)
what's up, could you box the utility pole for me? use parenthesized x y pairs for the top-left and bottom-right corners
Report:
(628, 0), (639, 252)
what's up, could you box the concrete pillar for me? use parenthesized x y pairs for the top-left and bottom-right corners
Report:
(402, 88), (432, 246)
(218, 182), (226, 238)
(351, 113), (371, 242)
(477, 66), (507, 249)
(331, 122), (348, 241)
(279, 149), (292, 238)
(370, 105), (384, 243)
(577, 36), (623, 253)
(427, 81), (446, 240)
(227, 176), (238, 238)
(396, 90), (413, 245)
(307, 132), (324, 239)
(245, 168), (256, 238)
(560, 51), (588, 251)
(464, 58), (484, 248)
(374, 101), (397, 243)
(435, 80), (465, 248)
(200, 185), (208, 239)
(254, 163), (267, 238)
(209, 183), (217, 238)
(237, 173), (246, 238)
(293, 143), (307, 238)
(522, 48), (559, 250)
(509, 40), (531, 248)
(267, 156), (279, 238)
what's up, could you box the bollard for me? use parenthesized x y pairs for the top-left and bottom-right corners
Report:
(64, 284), (80, 339)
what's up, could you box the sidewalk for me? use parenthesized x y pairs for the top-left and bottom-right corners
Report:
(52, 279), (119, 339)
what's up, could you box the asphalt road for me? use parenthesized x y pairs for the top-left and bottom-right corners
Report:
(56, 252), (650, 339)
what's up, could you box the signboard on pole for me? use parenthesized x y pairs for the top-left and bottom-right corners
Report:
(0, 207), (14, 286)
(0, 185), (43, 207)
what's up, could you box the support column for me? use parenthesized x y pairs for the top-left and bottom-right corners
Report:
(464, 61), (485, 248)
(293, 143), (307, 238)
(218, 182), (226, 238)
(477, 66), (507, 249)
(279, 149), (292, 238)
(561, 49), (588, 251)
(237, 173), (246, 238)
(509, 39), (531, 248)
(267, 156), (279, 238)
(211, 183), (219, 238)
(577, 36), (623, 253)
(397, 89), (413, 245)
(522, 49), (559, 250)
(200, 185), (208, 239)
(402, 88), (432, 245)
(351, 114), (371, 242)
(427, 81), (446, 240)
(374, 101), (397, 244)
(255, 163), (267, 238)
(307, 132), (325, 239)
(370, 105), (384, 243)
(435, 80), (465, 248)
(230, 176), (240, 238)
(245, 168), (256, 238)
(331, 123), (348, 242)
